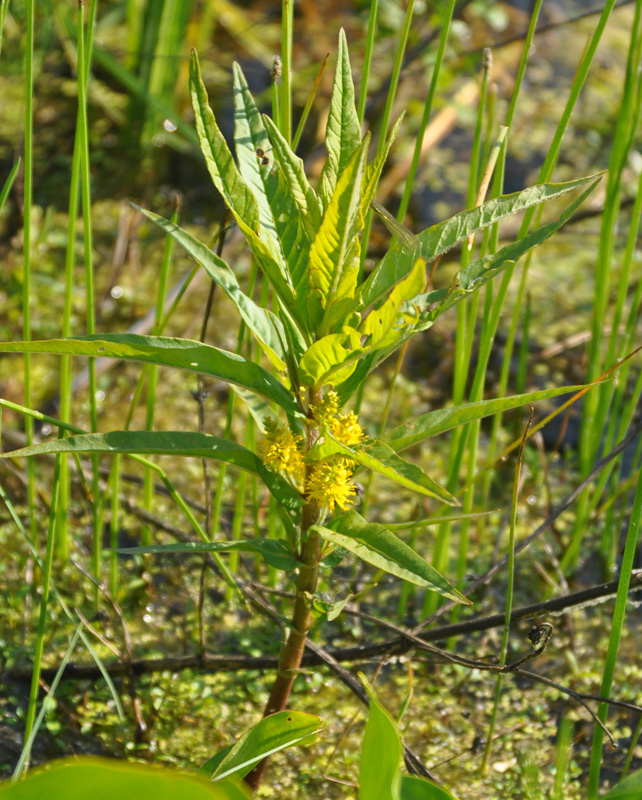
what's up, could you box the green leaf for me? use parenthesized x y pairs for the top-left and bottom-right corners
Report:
(308, 436), (459, 506)
(234, 216), (309, 336)
(359, 674), (402, 800)
(200, 746), (234, 780)
(190, 54), (307, 336)
(268, 170), (313, 314)
(308, 136), (370, 334)
(320, 28), (362, 201)
(315, 511), (470, 603)
(384, 385), (586, 453)
(232, 64), (312, 310)
(0, 334), (299, 416)
(336, 179), (600, 406)
(602, 768), (642, 799)
(299, 329), (363, 388)
(0, 431), (303, 509)
(360, 257), (425, 349)
(408, 181), (599, 336)
(232, 62), (282, 241)
(136, 207), (288, 371)
(189, 50), (259, 231)
(0, 757), (250, 800)
(200, 711), (322, 781)
(359, 173), (603, 311)
(115, 539), (299, 572)
(400, 776), (459, 800)
(263, 114), (323, 241)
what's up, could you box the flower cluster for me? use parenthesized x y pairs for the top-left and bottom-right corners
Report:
(304, 458), (357, 511)
(309, 390), (341, 426)
(259, 391), (367, 512)
(329, 410), (367, 447)
(258, 418), (305, 486)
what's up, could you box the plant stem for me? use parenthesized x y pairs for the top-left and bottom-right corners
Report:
(23, 0), (35, 544)
(245, 389), (323, 791)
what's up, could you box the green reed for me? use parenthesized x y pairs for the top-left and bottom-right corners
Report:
(587, 458), (642, 797)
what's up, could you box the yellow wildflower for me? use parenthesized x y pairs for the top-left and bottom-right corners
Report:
(329, 411), (367, 447)
(310, 390), (341, 426)
(305, 459), (357, 511)
(259, 419), (305, 485)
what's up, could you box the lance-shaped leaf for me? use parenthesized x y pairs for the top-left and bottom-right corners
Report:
(410, 178), (601, 331)
(336, 178), (601, 405)
(189, 50), (259, 231)
(319, 28), (362, 202)
(307, 435), (458, 506)
(233, 62), (312, 302)
(200, 712), (322, 781)
(0, 430), (303, 509)
(360, 257), (425, 349)
(308, 135), (370, 333)
(314, 511), (469, 603)
(298, 328), (363, 388)
(136, 207), (288, 371)
(115, 539), (299, 572)
(359, 675), (402, 800)
(232, 62), (282, 240)
(268, 169), (312, 311)
(384, 384), (586, 453)
(359, 173), (603, 311)
(235, 214), (309, 336)
(263, 114), (323, 241)
(190, 53), (307, 336)
(0, 334), (298, 416)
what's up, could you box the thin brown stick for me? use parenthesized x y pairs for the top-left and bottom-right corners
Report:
(6, 567), (641, 684)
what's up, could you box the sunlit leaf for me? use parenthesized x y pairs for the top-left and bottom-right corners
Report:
(189, 50), (259, 231)
(384, 387), (586, 452)
(359, 173), (603, 311)
(200, 711), (322, 781)
(360, 258), (425, 348)
(232, 62), (282, 241)
(0, 431), (303, 509)
(308, 136), (370, 333)
(0, 334), (298, 416)
(336, 179), (600, 405)
(308, 435), (459, 506)
(0, 757), (250, 800)
(263, 114), (323, 241)
(298, 329), (363, 388)
(234, 215), (309, 336)
(319, 28), (362, 202)
(136, 207), (287, 371)
(232, 63), (312, 308)
(315, 511), (469, 603)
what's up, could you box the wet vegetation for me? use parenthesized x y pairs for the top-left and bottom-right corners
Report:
(2, 1), (642, 798)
